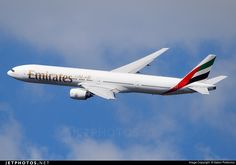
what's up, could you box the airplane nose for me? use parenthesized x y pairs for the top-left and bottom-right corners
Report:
(7, 70), (13, 77)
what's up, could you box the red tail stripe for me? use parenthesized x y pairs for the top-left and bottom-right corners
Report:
(165, 66), (200, 94)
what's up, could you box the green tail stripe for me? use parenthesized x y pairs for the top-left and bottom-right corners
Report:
(199, 57), (216, 71)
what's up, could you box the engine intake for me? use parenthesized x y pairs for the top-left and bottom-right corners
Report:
(70, 88), (92, 100)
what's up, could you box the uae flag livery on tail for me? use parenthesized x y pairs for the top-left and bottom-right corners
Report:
(189, 55), (216, 83)
(164, 55), (216, 94)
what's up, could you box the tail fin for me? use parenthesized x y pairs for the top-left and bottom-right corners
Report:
(188, 54), (216, 83)
(164, 55), (216, 94)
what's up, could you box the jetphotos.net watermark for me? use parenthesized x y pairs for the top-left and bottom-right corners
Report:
(5, 161), (49, 165)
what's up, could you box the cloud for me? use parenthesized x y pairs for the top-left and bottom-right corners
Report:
(0, 115), (23, 159)
(196, 144), (220, 160)
(1, 0), (236, 160)
(59, 126), (181, 160)
(113, 97), (183, 142)
(56, 97), (184, 159)
(0, 103), (45, 159)
(0, 0), (236, 67)
(187, 54), (236, 137)
(19, 84), (53, 103)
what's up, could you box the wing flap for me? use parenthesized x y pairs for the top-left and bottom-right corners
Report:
(111, 48), (169, 73)
(81, 83), (116, 100)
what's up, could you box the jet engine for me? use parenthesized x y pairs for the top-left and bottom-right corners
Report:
(70, 88), (92, 100)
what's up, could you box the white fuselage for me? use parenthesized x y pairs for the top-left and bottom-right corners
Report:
(7, 64), (210, 96)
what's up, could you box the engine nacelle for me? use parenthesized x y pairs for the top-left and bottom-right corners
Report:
(70, 88), (92, 100)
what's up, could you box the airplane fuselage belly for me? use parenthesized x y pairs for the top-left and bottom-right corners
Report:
(123, 85), (169, 95)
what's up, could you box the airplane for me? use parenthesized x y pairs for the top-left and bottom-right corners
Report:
(7, 48), (227, 100)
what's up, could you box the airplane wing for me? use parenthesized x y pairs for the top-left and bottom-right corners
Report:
(111, 48), (169, 74)
(80, 83), (116, 100)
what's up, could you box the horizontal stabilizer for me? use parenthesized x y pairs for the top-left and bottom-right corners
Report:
(204, 76), (227, 85)
(188, 86), (209, 95)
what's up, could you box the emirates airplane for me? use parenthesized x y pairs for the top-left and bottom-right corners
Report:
(7, 48), (226, 100)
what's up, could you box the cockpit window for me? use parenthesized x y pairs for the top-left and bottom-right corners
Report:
(11, 69), (15, 72)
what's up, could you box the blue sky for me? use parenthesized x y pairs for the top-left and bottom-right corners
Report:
(0, 0), (236, 160)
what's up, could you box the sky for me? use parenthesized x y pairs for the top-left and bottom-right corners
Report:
(0, 0), (236, 160)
